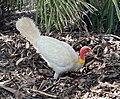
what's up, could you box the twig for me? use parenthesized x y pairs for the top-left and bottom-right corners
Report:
(30, 89), (57, 98)
(0, 83), (22, 99)
(104, 34), (120, 40)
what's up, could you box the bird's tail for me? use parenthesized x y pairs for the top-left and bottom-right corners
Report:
(16, 17), (40, 44)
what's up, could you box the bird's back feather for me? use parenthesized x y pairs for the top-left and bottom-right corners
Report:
(35, 36), (79, 71)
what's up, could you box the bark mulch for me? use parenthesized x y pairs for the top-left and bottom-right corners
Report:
(0, 11), (120, 98)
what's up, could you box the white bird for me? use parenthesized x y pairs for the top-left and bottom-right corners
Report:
(16, 17), (92, 79)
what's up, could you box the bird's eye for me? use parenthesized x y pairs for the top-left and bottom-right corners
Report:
(87, 48), (90, 50)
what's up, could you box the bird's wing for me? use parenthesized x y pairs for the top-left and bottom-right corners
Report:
(60, 41), (79, 61)
(35, 36), (78, 67)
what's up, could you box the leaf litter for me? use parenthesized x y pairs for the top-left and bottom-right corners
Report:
(0, 32), (120, 99)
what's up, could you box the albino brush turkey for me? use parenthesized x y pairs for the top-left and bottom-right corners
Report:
(16, 17), (92, 79)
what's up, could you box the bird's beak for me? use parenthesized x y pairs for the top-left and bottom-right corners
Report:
(89, 49), (93, 54)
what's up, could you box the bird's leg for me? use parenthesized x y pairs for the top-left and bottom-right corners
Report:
(54, 72), (60, 80)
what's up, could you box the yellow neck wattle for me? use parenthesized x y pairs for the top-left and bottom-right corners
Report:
(79, 58), (85, 64)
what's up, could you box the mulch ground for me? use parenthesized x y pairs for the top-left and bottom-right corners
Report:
(0, 14), (120, 99)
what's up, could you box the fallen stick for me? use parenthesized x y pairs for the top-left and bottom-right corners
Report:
(30, 89), (57, 98)
(0, 81), (22, 99)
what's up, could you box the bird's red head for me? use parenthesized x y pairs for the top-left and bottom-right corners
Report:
(79, 46), (92, 64)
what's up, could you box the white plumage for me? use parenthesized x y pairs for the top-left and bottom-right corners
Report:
(16, 17), (90, 79)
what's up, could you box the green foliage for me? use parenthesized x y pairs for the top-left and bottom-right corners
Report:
(7, 0), (36, 11)
(88, 0), (120, 33)
(7, 0), (119, 34)
(112, 0), (120, 21)
(7, 0), (23, 10)
(36, 0), (97, 33)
